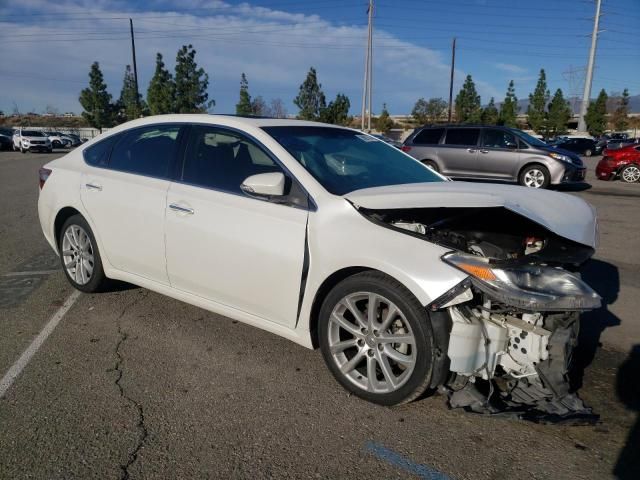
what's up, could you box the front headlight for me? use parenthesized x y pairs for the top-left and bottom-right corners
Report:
(443, 252), (601, 311)
(549, 151), (574, 164)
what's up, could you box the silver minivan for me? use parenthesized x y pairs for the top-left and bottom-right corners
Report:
(401, 126), (586, 188)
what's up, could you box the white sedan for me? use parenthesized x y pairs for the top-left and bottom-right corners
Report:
(38, 115), (601, 415)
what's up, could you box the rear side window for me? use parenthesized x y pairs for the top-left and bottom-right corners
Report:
(444, 128), (480, 146)
(413, 128), (444, 145)
(83, 134), (119, 167)
(109, 125), (181, 178)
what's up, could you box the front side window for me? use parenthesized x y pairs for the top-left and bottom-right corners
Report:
(109, 125), (181, 178)
(444, 128), (480, 146)
(263, 126), (442, 196)
(482, 129), (517, 149)
(182, 125), (282, 194)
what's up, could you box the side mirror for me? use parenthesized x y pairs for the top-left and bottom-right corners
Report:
(240, 172), (285, 197)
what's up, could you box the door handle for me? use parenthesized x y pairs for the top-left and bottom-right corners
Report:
(467, 148), (477, 153)
(169, 203), (194, 215)
(85, 183), (102, 191)
(479, 149), (489, 154)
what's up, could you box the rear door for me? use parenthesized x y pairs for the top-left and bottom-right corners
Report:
(80, 124), (184, 284)
(438, 128), (480, 177)
(477, 128), (520, 180)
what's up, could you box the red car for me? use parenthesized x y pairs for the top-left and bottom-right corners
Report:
(596, 144), (640, 183)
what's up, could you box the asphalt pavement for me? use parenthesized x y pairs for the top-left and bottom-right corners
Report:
(0, 149), (638, 479)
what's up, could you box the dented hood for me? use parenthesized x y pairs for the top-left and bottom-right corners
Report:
(344, 182), (598, 248)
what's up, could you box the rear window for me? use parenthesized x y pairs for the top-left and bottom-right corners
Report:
(109, 125), (180, 178)
(413, 128), (444, 145)
(444, 128), (480, 146)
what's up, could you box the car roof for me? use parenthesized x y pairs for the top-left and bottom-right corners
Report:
(108, 114), (343, 130)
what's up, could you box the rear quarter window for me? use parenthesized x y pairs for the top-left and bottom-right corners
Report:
(83, 134), (120, 167)
(412, 128), (444, 145)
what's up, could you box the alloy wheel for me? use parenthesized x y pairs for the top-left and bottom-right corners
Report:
(621, 165), (640, 183)
(523, 168), (545, 188)
(327, 292), (417, 394)
(61, 225), (95, 285)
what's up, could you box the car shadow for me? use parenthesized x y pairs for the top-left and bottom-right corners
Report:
(553, 182), (592, 192)
(613, 345), (640, 479)
(571, 259), (621, 391)
(103, 279), (139, 293)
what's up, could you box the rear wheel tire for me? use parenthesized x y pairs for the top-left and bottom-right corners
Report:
(620, 164), (640, 183)
(59, 214), (108, 293)
(318, 271), (434, 406)
(519, 164), (550, 189)
(421, 160), (439, 172)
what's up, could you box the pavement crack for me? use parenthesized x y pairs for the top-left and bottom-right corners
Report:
(113, 291), (149, 480)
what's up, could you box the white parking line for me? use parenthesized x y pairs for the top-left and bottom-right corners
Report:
(0, 290), (81, 398)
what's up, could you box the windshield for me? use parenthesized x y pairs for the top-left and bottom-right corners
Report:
(22, 130), (44, 137)
(513, 129), (548, 148)
(263, 126), (442, 195)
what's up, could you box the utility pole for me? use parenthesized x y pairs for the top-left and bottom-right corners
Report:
(448, 37), (456, 122)
(577, 0), (602, 132)
(361, 0), (374, 131)
(129, 18), (140, 111)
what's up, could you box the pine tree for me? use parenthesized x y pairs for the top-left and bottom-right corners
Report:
(320, 93), (351, 125)
(454, 75), (482, 123)
(584, 89), (608, 137)
(236, 73), (252, 116)
(481, 97), (499, 125)
(79, 62), (115, 131)
(546, 89), (571, 137)
(611, 88), (630, 131)
(147, 53), (175, 115)
(527, 69), (549, 135)
(294, 67), (326, 121)
(174, 44), (214, 113)
(375, 103), (395, 133)
(499, 80), (518, 127)
(118, 64), (146, 122)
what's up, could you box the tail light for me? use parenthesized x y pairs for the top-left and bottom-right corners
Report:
(401, 145), (412, 152)
(39, 168), (52, 189)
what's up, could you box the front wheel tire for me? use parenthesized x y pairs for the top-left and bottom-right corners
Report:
(59, 214), (108, 293)
(519, 164), (550, 188)
(318, 272), (434, 406)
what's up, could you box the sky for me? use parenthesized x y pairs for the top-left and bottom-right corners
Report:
(0, 0), (639, 116)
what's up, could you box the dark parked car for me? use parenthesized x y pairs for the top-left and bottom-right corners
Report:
(552, 137), (600, 156)
(0, 128), (13, 150)
(401, 125), (585, 188)
(596, 144), (640, 183)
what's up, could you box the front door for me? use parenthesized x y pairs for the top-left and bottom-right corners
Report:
(477, 128), (520, 180)
(165, 125), (309, 327)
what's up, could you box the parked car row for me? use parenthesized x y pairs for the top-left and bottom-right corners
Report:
(0, 128), (87, 153)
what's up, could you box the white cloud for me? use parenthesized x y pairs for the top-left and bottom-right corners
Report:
(494, 63), (527, 74)
(0, 0), (500, 114)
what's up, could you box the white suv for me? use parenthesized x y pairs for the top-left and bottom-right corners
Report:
(13, 129), (52, 153)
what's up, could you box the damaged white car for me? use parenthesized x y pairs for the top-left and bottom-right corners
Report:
(38, 116), (601, 419)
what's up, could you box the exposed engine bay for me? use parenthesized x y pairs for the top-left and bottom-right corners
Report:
(361, 206), (602, 423)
